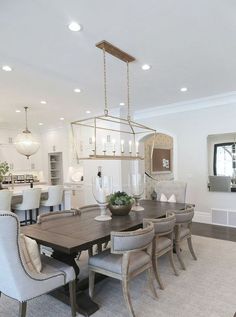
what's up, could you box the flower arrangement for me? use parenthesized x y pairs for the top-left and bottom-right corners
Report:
(108, 191), (133, 206)
(0, 161), (9, 183)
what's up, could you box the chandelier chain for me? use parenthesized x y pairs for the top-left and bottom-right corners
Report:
(103, 48), (108, 116)
(127, 62), (131, 120)
(24, 106), (29, 132)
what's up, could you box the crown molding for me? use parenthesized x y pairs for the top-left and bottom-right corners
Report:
(134, 91), (236, 120)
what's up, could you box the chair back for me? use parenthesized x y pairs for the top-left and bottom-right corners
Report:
(175, 206), (194, 224)
(19, 188), (41, 210)
(0, 190), (12, 211)
(47, 185), (64, 205)
(209, 176), (231, 192)
(156, 181), (187, 203)
(0, 211), (33, 299)
(111, 223), (154, 254)
(37, 210), (79, 224)
(143, 212), (176, 235)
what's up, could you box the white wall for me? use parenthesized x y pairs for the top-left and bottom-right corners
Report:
(138, 103), (236, 218)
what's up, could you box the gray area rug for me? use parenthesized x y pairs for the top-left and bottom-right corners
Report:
(1, 235), (236, 317)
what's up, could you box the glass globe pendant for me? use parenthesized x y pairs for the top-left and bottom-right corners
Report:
(14, 107), (40, 159)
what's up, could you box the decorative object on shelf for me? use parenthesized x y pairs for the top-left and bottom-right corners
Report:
(130, 173), (145, 211)
(0, 161), (9, 190)
(108, 191), (133, 216)
(71, 40), (156, 161)
(92, 175), (113, 221)
(14, 107), (40, 159)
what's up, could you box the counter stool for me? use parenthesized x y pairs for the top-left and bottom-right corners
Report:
(40, 185), (63, 212)
(0, 190), (13, 211)
(12, 188), (41, 225)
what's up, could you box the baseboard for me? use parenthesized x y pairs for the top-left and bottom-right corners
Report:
(193, 211), (212, 224)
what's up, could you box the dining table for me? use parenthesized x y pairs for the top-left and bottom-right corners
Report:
(22, 199), (188, 316)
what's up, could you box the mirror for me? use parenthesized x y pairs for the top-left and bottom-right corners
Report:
(207, 133), (236, 192)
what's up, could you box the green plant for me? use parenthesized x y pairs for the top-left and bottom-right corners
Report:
(108, 191), (133, 206)
(0, 161), (9, 182)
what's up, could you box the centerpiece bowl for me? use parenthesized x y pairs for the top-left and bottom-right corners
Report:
(108, 191), (133, 216)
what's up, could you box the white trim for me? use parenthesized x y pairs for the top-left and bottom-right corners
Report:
(134, 91), (236, 120)
(193, 211), (211, 224)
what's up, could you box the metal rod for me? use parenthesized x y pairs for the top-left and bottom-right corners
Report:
(103, 47), (108, 116)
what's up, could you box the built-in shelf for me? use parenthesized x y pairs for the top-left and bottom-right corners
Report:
(48, 152), (63, 185)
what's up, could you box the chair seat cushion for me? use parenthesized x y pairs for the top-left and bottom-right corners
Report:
(40, 200), (50, 207)
(179, 227), (190, 239)
(88, 249), (151, 275)
(156, 237), (171, 253)
(41, 254), (75, 284)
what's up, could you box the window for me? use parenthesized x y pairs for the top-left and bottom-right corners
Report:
(214, 143), (236, 176)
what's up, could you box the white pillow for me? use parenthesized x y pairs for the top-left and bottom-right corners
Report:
(20, 234), (42, 273)
(160, 193), (168, 202)
(160, 193), (176, 203)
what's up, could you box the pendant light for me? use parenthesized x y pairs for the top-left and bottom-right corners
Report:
(14, 107), (40, 159)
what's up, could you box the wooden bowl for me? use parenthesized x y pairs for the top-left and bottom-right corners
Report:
(108, 203), (133, 216)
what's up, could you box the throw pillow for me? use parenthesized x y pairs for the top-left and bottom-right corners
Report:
(20, 234), (42, 273)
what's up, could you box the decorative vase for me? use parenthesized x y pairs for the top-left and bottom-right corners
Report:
(108, 203), (133, 216)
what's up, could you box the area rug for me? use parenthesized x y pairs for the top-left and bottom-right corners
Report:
(1, 235), (236, 317)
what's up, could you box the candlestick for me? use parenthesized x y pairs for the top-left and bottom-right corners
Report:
(129, 140), (132, 154)
(112, 139), (116, 152)
(121, 139), (124, 153)
(136, 141), (139, 154)
(102, 138), (106, 152)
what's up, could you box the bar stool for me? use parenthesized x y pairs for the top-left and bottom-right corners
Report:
(40, 185), (64, 212)
(0, 190), (13, 211)
(12, 188), (41, 225)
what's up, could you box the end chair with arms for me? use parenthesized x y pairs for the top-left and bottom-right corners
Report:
(0, 211), (77, 317)
(88, 223), (157, 317)
(156, 181), (187, 203)
(174, 206), (197, 270)
(143, 212), (178, 290)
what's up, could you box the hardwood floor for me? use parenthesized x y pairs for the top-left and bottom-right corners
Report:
(192, 222), (236, 242)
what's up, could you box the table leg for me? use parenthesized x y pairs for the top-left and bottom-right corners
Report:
(51, 251), (99, 316)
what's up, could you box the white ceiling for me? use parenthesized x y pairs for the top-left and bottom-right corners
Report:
(0, 0), (236, 129)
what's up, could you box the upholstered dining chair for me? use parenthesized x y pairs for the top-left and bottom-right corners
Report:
(0, 189), (12, 211)
(40, 185), (64, 211)
(0, 211), (77, 317)
(174, 205), (197, 270)
(37, 209), (80, 224)
(143, 212), (178, 290)
(156, 181), (187, 203)
(88, 223), (157, 317)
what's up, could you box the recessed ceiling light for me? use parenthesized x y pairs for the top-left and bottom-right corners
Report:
(60, 117), (64, 121)
(86, 110), (91, 114)
(120, 102), (125, 106)
(68, 22), (82, 32)
(180, 87), (188, 92)
(2, 65), (12, 72)
(38, 122), (43, 126)
(142, 64), (151, 71)
(40, 100), (47, 104)
(15, 110), (21, 113)
(74, 88), (81, 93)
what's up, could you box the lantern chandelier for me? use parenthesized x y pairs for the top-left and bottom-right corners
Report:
(14, 106), (40, 159)
(71, 40), (156, 161)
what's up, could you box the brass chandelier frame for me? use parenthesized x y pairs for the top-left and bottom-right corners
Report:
(71, 40), (156, 161)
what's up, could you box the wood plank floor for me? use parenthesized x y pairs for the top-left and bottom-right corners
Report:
(192, 222), (236, 242)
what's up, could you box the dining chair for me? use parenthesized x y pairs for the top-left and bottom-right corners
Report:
(156, 181), (187, 203)
(37, 209), (80, 224)
(143, 212), (178, 290)
(0, 189), (13, 211)
(88, 223), (157, 317)
(12, 188), (41, 225)
(174, 206), (197, 270)
(40, 185), (64, 211)
(0, 211), (77, 317)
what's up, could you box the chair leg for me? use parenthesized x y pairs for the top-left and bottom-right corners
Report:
(152, 256), (164, 290)
(89, 270), (95, 298)
(19, 301), (27, 317)
(50, 206), (53, 212)
(176, 243), (186, 270)
(187, 237), (197, 260)
(69, 280), (77, 317)
(59, 204), (62, 211)
(36, 208), (39, 220)
(88, 247), (93, 257)
(24, 210), (28, 225)
(147, 267), (158, 299)
(29, 209), (33, 224)
(121, 278), (135, 317)
(168, 250), (179, 276)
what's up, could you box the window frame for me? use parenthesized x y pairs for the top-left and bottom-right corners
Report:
(213, 142), (235, 176)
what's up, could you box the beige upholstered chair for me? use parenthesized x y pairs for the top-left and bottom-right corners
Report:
(156, 181), (187, 203)
(174, 206), (197, 270)
(0, 211), (77, 317)
(88, 223), (157, 317)
(143, 212), (178, 290)
(37, 209), (80, 224)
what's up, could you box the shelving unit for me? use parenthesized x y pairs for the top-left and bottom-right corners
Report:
(48, 152), (63, 185)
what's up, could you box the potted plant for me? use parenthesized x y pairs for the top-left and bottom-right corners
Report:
(0, 161), (9, 190)
(108, 191), (134, 216)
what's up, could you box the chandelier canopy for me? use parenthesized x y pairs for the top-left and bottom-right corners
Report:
(71, 41), (156, 161)
(14, 107), (40, 159)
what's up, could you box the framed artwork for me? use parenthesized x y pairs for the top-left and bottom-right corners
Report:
(151, 148), (172, 173)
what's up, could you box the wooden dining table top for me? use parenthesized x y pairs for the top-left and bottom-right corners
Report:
(22, 200), (187, 255)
